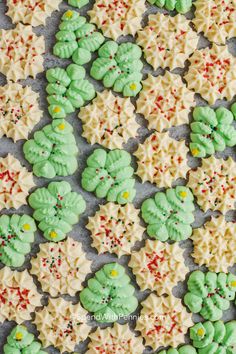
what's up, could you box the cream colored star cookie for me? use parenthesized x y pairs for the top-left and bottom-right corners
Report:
(6, 0), (61, 27)
(30, 237), (92, 297)
(191, 216), (236, 273)
(86, 202), (145, 257)
(129, 240), (188, 295)
(0, 24), (45, 81)
(88, 0), (146, 40)
(137, 72), (195, 132)
(0, 154), (35, 211)
(134, 132), (190, 188)
(79, 90), (139, 149)
(193, 0), (236, 45)
(87, 323), (145, 354)
(136, 294), (193, 350)
(184, 44), (236, 105)
(0, 83), (42, 142)
(187, 156), (236, 213)
(137, 13), (198, 70)
(0, 268), (42, 324)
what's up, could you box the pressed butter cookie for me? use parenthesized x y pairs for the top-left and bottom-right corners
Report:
(184, 44), (236, 105)
(137, 13), (198, 70)
(129, 240), (188, 295)
(136, 294), (193, 350)
(79, 91), (139, 149)
(191, 216), (236, 273)
(187, 156), (236, 213)
(134, 132), (190, 188)
(0, 154), (35, 211)
(0, 24), (45, 81)
(88, 0), (146, 40)
(137, 72), (195, 132)
(0, 268), (42, 324)
(86, 202), (144, 257)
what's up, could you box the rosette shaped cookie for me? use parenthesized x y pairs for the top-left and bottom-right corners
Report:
(190, 320), (236, 353)
(46, 64), (95, 119)
(0, 214), (36, 267)
(23, 120), (78, 179)
(148, 0), (192, 13)
(80, 263), (138, 323)
(90, 41), (143, 97)
(190, 106), (236, 158)
(141, 186), (194, 242)
(158, 346), (197, 354)
(81, 148), (136, 204)
(53, 10), (105, 65)
(184, 271), (236, 321)
(3, 325), (46, 354)
(28, 181), (86, 241)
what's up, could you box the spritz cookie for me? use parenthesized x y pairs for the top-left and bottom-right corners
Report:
(0, 268), (42, 324)
(137, 72), (195, 132)
(129, 240), (188, 295)
(187, 156), (236, 213)
(137, 13), (198, 70)
(0, 24), (45, 81)
(191, 216), (236, 273)
(30, 237), (92, 297)
(79, 91), (139, 149)
(6, 0), (61, 27)
(134, 132), (190, 188)
(0, 154), (35, 211)
(34, 298), (90, 353)
(88, 0), (146, 40)
(184, 44), (236, 105)
(86, 202), (144, 257)
(148, 0), (193, 13)
(87, 323), (145, 354)
(193, 0), (236, 45)
(136, 294), (193, 350)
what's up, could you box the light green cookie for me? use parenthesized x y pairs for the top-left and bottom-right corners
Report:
(148, 0), (192, 13)
(158, 346), (197, 354)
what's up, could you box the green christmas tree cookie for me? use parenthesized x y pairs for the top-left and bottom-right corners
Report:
(141, 186), (195, 242)
(80, 263), (138, 323)
(53, 10), (105, 65)
(90, 41), (143, 97)
(148, 0), (192, 13)
(23, 120), (78, 179)
(28, 181), (86, 242)
(68, 0), (89, 8)
(190, 106), (236, 158)
(158, 346), (197, 354)
(184, 271), (236, 321)
(46, 64), (95, 119)
(81, 148), (136, 204)
(0, 214), (36, 267)
(190, 320), (236, 354)
(4, 325), (46, 354)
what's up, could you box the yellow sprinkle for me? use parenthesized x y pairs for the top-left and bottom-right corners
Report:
(23, 223), (31, 231)
(192, 148), (199, 156)
(110, 270), (118, 277)
(130, 83), (137, 91)
(15, 332), (23, 341)
(122, 191), (129, 199)
(197, 328), (205, 336)
(179, 191), (187, 198)
(53, 106), (61, 113)
(66, 10), (73, 18)
(58, 123), (65, 130)
(50, 231), (57, 239)
(231, 281), (236, 287)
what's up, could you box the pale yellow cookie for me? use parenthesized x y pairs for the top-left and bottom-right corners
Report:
(0, 24), (45, 82)
(187, 156), (236, 213)
(86, 202), (145, 257)
(129, 240), (188, 295)
(87, 323), (145, 354)
(34, 298), (90, 353)
(0, 154), (35, 211)
(191, 216), (236, 273)
(136, 294), (193, 350)
(137, 72), (195, 132)
(79, 90), (139, 149)
(30, 238), (92, 297)
(88, 0), (146, 40)
(6, 0), (61, 27)
(193, 0), (236, 45)
(137, 13), (198, 70)
(0, 83), (42, 142)
(184, 44), (236, 105)
(134, 132), (190, 188)
(0, 268), (42, 324)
